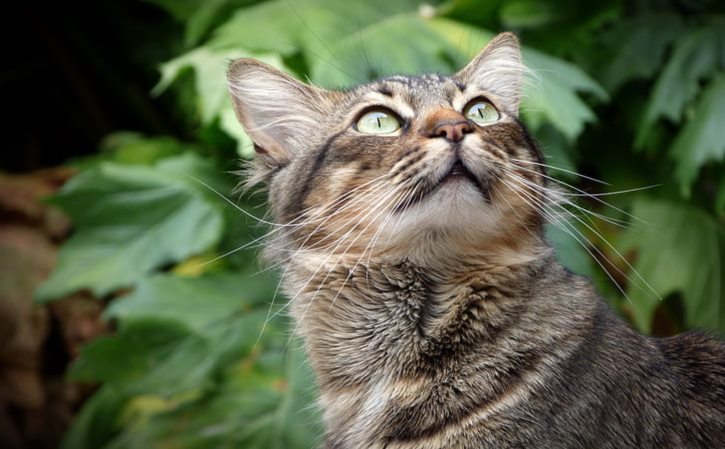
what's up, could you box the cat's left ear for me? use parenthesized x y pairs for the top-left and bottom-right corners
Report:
(227, 59), (329, 169)
(455, 32), (524, 115)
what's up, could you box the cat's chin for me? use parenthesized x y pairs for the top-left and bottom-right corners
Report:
(379, 181), (504, 247)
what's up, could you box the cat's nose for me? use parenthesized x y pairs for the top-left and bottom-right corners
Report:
(431, 121), (472, 142)
(422, 110), (472, 143)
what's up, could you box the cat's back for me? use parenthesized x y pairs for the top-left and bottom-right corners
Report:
(528, 302), (725, 449)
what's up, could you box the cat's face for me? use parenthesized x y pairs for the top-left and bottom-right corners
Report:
(228, 33), (546, 263)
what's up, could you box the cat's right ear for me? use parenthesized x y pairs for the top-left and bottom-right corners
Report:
(227, 59), (326, 169)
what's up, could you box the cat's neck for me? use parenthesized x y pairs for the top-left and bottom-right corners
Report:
(280, 223), (550, 275)
(283, 241), (562, 379)
(283, 249), (595, 447)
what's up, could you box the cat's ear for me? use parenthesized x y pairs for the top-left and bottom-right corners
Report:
(455, 32), (525, 115)
(227, 59), (327, 168)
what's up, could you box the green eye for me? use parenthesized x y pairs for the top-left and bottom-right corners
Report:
(355, 109), (401, 134)
(464, 99), (500, 125)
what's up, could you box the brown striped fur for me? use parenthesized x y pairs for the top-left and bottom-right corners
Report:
(228, 33), (725, 449)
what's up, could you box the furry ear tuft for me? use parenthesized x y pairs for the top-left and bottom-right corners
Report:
(227, 59), (326, 168)
(456, 32), (525, 115)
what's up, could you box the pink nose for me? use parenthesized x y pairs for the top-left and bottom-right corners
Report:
(421, 109), (473, 143)
(429, 121), (472, 142)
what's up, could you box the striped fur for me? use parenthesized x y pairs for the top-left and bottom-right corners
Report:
(227, 32), (725, 448)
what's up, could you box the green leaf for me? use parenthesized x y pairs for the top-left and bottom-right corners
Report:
(68, 133), (197, 171)
(533, 124), (578, 178)
(669, 73), (725, 196)
(98, 133), (185, 165)
(102, 341), (320, 449)
(65, 269), (318, 449)
(596, 14), (685, 93)
(36, 154), (225, 301)
(438, 0), (504, 28)
(170, 3), (605, 152)
(620, 198), (724, 333)
(69, 319), (198, 388)
(546, 223), (593, 278)
(71, 271), (283, 389)
(717, 177), (725, 216)
(155, 47), (248, 124)
(60, 387), (129, 449)
(183, 0), (259, 47)
(105, 272), (278, 336)
(637, 24), (725, 144)
(209, 0), (421, 57)
(521, 48), (607, 140)
(310, 14), (456, 87)
(146, 0), (259, 47)
(154, 47), (282, 156)
(499, 0), (559, 28)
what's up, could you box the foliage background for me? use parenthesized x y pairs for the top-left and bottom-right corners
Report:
(2, 0), (724, 448)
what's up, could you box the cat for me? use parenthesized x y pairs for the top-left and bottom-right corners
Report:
(227, 32), (725, 449)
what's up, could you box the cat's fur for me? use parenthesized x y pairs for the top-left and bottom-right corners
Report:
(227, 33), (725, 449)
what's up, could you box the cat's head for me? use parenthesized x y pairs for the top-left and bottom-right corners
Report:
(228, 33), (548, 265)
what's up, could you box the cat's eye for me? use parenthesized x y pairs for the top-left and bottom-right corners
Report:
(355, 108), (401, 135)
(464, 99), (500, 125)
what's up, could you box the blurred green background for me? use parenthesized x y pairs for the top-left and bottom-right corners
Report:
(1, 0), (724, 448)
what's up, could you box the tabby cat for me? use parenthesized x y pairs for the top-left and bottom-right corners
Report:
(227, 33), (725, 449)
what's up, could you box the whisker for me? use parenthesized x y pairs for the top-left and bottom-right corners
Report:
(505, 161), (648, 225)
(283, 185), (405, 342)
(182, 173), (286, 227)
(502, 175), (659, 302)
(260, 179), (395, 274)
(322, 188), (410, 316)
(509, 158), (610, 185)
(500, 168), (630, 228)
(499, 177), (633, 301)
(212, 173), (393, 268)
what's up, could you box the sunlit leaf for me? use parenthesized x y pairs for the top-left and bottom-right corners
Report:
(521, 48), (607, 140)
(154, 47), (282, 156)
(310, 14), (455, 87)
(36, 154), (225, 301)
(155, 47), (248, 124)
(105, 272), (277, 335)
(209, 0), (421, 57)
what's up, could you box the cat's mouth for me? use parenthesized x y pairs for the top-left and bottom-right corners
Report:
(397, 157), (489, 211)
(444, 159), (484, 189)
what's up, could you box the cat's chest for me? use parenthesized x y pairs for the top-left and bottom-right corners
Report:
(288, 260), (521, 386)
